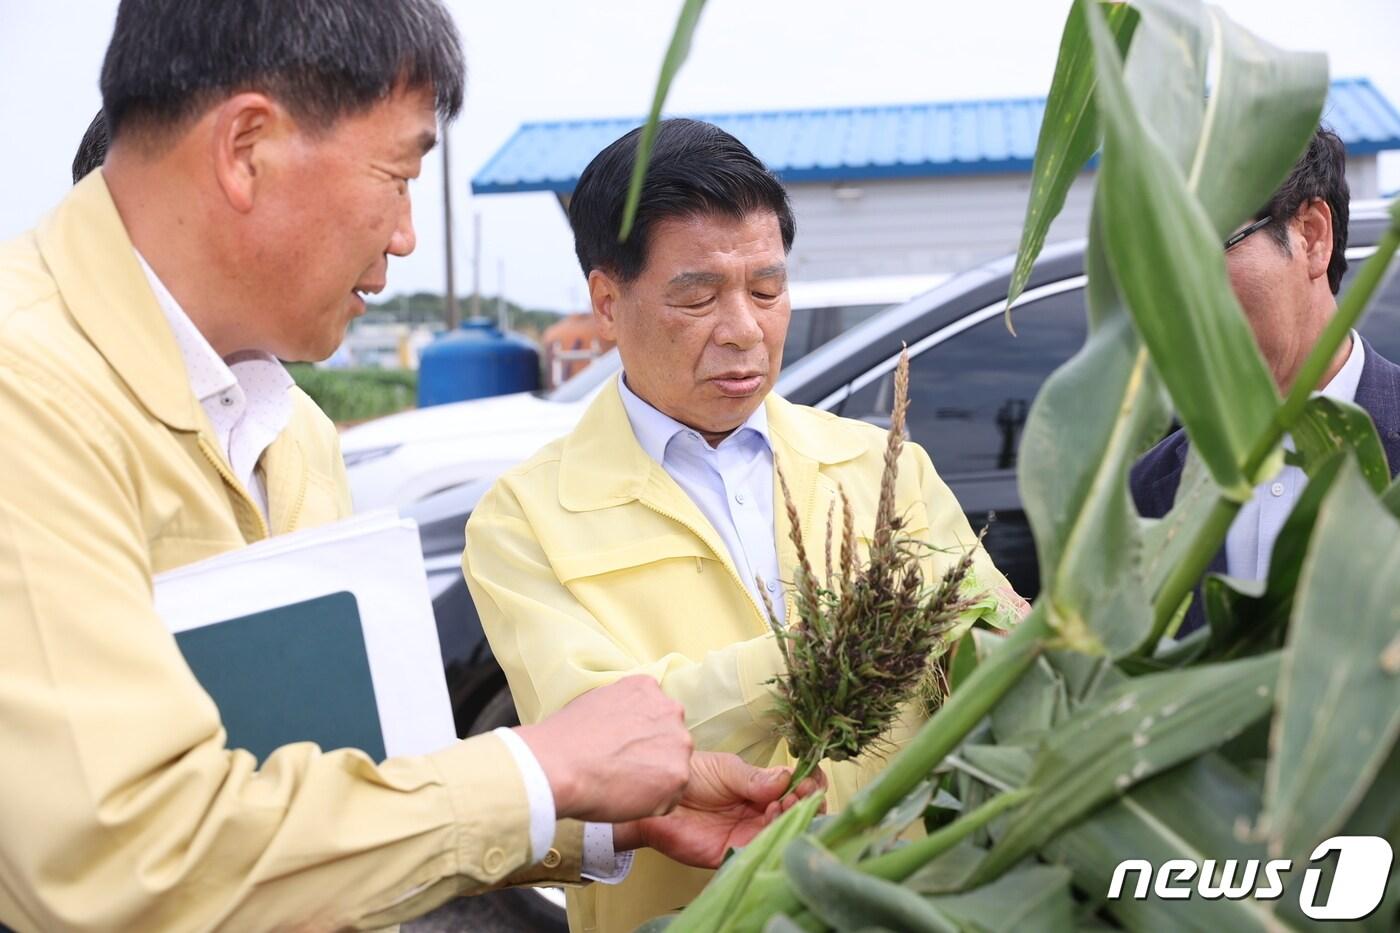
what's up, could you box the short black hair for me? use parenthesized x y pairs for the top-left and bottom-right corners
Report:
(568, 118), (795, 282)
(99, 0), (465, 141)
(1256, 126), (1350, 294)
(73, 111), (110, 183)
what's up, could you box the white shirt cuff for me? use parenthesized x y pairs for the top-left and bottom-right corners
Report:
(582, 822), (635, 884)
(492, 727), (556, 864)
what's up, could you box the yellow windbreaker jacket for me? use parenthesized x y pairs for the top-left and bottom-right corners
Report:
(466, 377), (1017, 932)
(0, 174), (579, 933)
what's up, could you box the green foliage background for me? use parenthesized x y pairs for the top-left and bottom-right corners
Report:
(285, 364), (417, 425)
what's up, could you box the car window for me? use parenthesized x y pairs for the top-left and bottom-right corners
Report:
(1352, 261), (1400, 363)
(842, 287), (1087, 477)
(783, 303), (887, 365)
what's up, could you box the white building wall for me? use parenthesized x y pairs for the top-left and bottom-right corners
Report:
(783, 154), (1380, 282)
(1348, 154), (1379, 200)
(784, 173), (1097, 282)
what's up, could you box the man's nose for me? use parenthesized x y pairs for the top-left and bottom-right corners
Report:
(387, 197), (417, 258)
(714, 294), (765, 350)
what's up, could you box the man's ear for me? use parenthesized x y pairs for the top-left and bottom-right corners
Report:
(1296, 197), (1334, 284)
(589, 269), (623, 341)
(210, 93), (284, 214)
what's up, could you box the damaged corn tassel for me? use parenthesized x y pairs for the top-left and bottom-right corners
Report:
(764, 348), (984, 789)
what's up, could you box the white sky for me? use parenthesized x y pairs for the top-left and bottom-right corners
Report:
(2, 0), (1397, 312)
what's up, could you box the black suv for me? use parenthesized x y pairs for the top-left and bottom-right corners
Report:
(403, 205), (1400, 930)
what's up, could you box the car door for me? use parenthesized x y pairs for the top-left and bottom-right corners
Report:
(833, 280), (1089, 597)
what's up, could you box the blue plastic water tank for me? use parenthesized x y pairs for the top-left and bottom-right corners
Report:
(417, 319), (541, 407)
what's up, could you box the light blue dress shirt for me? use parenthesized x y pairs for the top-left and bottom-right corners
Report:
(1225, 332), (1365, 581)
(617, 375), (786, 626)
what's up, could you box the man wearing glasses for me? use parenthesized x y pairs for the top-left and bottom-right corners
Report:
(1131, 126), (1400, 635)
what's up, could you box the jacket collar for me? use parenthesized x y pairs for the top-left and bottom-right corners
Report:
(34, 172), (203, 433)
(1354, 334), (1400, 474)
(557, 376), (870, 513)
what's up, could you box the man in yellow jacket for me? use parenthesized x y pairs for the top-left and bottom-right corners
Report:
(466, 119), (1029, 932)
(0, 6), (818, 932)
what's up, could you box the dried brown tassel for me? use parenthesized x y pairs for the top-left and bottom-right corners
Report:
(839, 484), (857, 590)
(824, 498), (837, 594)
(775, 457), (818, 625)
(873, 348), (910, 560)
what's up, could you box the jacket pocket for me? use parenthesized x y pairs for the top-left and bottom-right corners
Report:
(550, 535), (762, 659)
(550, 535), (717, 583)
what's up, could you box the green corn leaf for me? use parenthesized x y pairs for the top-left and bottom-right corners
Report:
(1082, 0), (1327, 496)
(784, 835), (959, 933)
(990, 655), (1071, 746)
(1005, 1), (1139, 320)
(1291, 396), (1391, 491)
(760, 916), (812, 933)
(1264, 461), (1400, 859)
(970, 652), (1280, 884)
(1042, 754), (1282, 932)
(1018, 200), (1169, 657)
(954, 743), (1033, 791)
(947, 628), (980, 693)
(618, 0), (708, 242)
(926, 864), (1076, 933)
(905, 840), (988, 896)
(1382, 471), (1400, 517)
(1140, 448), (1215, 602)
(847, 782), (936, 863)
(1284, 746), (1400, 933)
(1045, 646), (1128, 707)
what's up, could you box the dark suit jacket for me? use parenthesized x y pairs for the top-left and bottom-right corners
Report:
(1129, 336), (1400, 636)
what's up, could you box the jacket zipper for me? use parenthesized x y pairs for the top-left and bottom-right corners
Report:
(638, 500), (772, 632)
(197, 437), (270, 542)
(285, 450), (308, 531)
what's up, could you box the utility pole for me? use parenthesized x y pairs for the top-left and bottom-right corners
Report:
(442, 125), (460, 330)
(497, 258), (507, 331)
(471, 212), (482, 322)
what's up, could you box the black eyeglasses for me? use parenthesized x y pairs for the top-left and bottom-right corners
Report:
(1225, 216), (1272, 251)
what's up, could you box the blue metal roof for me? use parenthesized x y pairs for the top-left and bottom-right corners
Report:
(472, 77), (1400, 195)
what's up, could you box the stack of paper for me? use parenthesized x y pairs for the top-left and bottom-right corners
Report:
(155, 511), (457, 762)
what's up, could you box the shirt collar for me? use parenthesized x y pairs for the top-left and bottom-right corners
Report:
(1318, 329), (1365, 404)
(135, 250), (239, 404)
(617, 372), (771, 464)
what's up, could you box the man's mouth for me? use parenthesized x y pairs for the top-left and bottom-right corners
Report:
(710, 372), (765, 397)
(350, 282), (384, 314)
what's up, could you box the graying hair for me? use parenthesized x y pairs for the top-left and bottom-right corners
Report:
(100, 0), (465, 139)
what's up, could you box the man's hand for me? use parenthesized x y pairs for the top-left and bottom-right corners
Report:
(614, 752), (827, 869)
(514, 675), (692, 823)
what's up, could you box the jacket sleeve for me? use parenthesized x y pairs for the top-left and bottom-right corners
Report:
(0, 362), (578, 933)
(464, 479), (788, 757)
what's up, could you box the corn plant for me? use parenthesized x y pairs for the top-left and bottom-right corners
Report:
(630, 0), (1400, 929)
